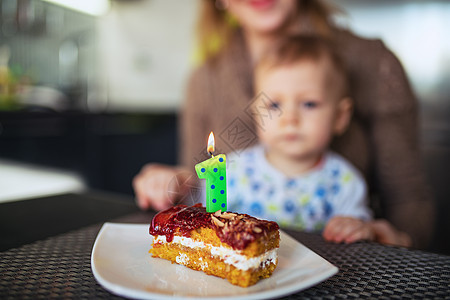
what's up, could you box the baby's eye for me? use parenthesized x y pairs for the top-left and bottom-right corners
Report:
(302, 101), (319, 109)
(268, 101), (280, 110)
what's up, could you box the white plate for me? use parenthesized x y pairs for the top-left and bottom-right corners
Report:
(91, 223), (338, 300)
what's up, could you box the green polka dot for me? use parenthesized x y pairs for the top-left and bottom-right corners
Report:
(300, 195), (310, 205)
(293, 215), (305, 230)
(268, 204), (279, 212)
(343, 172), (352, 183)
(279, 220), (290, 228)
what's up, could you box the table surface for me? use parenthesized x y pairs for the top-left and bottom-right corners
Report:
(1, 193), (449, 299)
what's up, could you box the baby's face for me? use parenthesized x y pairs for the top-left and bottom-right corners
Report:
(254, 60), (345, 161)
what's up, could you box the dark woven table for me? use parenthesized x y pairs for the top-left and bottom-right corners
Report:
(1, 211), (449, 300)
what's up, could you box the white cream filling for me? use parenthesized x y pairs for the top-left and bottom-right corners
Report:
(154, 235), (278, 271)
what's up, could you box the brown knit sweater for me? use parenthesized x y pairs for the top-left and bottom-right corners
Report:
(179, 29), (434, 248)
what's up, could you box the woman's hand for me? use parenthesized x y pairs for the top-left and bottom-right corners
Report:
(323, 217), (412, 247)
(323, 216), (375, 244)
(370, 219), (412, 247)
(132, 164), (197, 211)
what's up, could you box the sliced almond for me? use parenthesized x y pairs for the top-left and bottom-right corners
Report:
(211, 215), (225, 227)
(253, 227), (262, 233)
(220, 212), (237, 219)
(214, 210), (222, 217)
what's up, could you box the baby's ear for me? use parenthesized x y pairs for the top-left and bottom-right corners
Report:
(334, 97), (353, 135)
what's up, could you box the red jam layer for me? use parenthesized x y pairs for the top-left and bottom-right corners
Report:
(149, 204), (279, 250)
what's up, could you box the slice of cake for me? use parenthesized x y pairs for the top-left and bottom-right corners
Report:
(149, 203), (280, 287)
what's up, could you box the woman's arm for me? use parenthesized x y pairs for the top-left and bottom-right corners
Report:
(370, 41), (434, 248)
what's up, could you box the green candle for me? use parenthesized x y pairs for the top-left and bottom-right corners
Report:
(195, 132), (227, 213)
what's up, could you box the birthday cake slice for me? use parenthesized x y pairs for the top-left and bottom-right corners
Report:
(149, 204), (280, 287)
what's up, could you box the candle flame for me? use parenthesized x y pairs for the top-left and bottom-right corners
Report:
(207, 131), (215, 155)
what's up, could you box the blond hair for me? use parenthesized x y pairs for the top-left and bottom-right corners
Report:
(195, 0), (342, 64)
(255, 35), (349, 99)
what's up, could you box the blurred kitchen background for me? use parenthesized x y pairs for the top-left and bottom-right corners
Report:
(0, 0), (449, 253)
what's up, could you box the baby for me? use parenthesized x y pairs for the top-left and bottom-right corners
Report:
(226, 35), (374, 243)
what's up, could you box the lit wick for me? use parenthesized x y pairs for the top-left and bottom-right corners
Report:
(207, 131), (215, 157)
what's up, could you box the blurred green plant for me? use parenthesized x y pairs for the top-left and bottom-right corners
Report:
(0, 44), (25, 111)
(0, 65), (18, 110)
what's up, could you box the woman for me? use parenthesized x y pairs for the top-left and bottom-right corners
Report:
(133, 0), (433, 248)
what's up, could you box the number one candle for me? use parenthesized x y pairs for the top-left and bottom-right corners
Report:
(195, 132), (227, 213)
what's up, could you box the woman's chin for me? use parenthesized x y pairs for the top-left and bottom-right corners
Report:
(247, 17), (288, 34)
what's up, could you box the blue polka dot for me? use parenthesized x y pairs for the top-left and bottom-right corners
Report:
(219, 157), (224, 162)
(250, 202), (263, 216)
(332, 169), (340, 177)
(212, 198), (217, 203)
(211, 185), (215, 189)
(220, 190), (225, 194)
(332, 184), (340, 194)
(221, 203), (225, 208)
(245, 168), (254, 176)
(252, 182), (260, 191)
(284, 200), (295, 212)
(229, 178), (235, 187)
(201, 168), (205, 173)
(220, 176), (224, 180)
(324, 201), (333, 217)
(286, 179), (296, 188)
(213, 168), (218, 172)
(315, 187), (326, 198)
